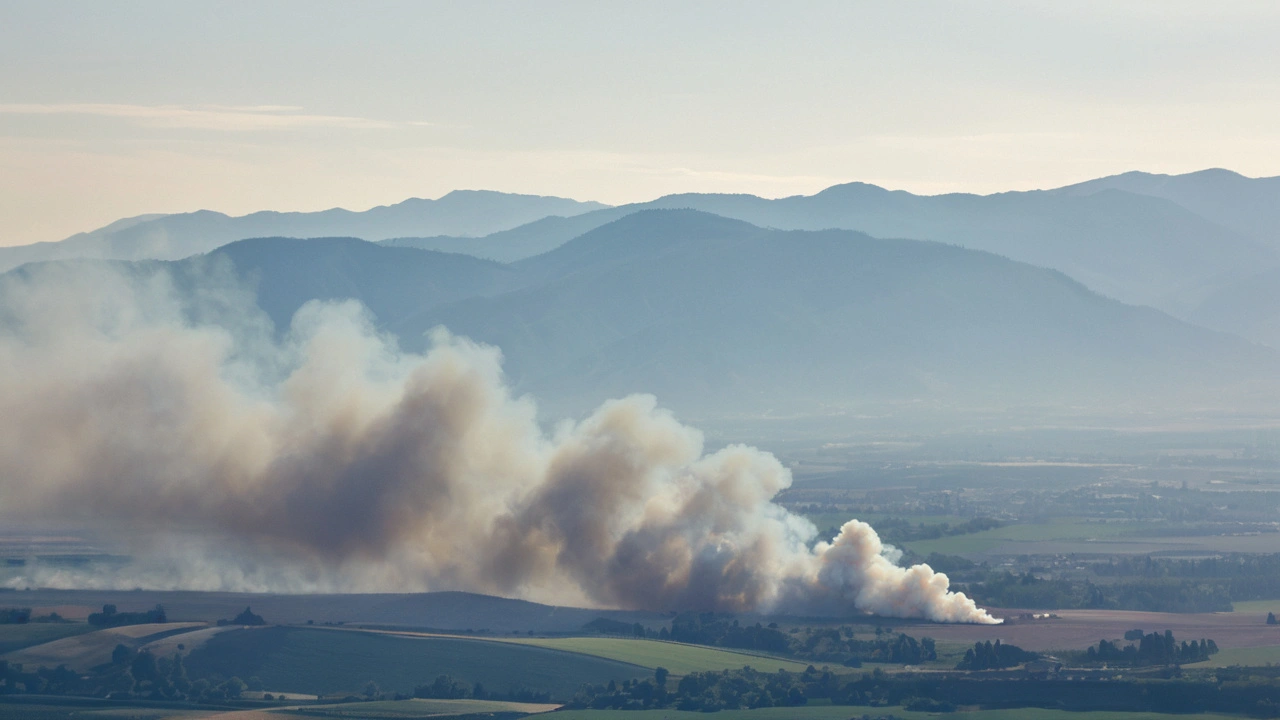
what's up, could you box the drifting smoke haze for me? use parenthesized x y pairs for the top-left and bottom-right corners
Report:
(0, 262), (997, 624)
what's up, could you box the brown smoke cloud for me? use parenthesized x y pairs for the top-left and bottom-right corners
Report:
(0, 263), (998, 623)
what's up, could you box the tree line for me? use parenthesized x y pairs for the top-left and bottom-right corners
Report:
(88, 604), (167, 628)
(590, 612), (938, 667)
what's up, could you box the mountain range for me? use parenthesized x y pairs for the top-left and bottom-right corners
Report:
(32, 208), (1263, 421)
(388, 176), (1280, 324)
(5, 170), (1280, 420)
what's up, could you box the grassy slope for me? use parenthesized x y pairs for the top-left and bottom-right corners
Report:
(184, 627), (645, 699)
(0, 623), (94, 654)
(500, 636), (813, 675)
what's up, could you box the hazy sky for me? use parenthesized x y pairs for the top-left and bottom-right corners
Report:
(3, 1), (1280, 246)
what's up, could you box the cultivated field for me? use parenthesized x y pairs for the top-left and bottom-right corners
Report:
(901, 608), (1280, 652)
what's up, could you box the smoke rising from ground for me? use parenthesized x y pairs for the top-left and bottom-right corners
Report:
(0, 263), (998, 623)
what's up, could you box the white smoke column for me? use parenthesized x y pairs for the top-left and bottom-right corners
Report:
(803, 520), (998, 623)
(0, 263), (999, 624)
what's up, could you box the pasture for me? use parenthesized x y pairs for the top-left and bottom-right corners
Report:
(1228, 599), (1280, 615)
(1186, 644), (1280, 668)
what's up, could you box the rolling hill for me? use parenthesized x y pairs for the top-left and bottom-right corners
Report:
(183, 626), (646, 699)
(192, 236), (522, 333)
(6, 589), (667, 633)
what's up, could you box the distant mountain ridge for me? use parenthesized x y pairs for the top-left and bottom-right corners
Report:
(1051, 168), (1280, 247)
(18, 209), (1267, 420)
(380, 173), (1280, 318)
(0, 190), (608, 273)
(392, 210), (1278, 416)
(12, 169), (1280, 350)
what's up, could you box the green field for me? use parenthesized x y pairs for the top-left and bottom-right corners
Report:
(0, 622), (94, 654)
(905, 520), (1137, 555)
(184, 627), (646, 699)
(500, 636), (812, 675)
(1228, 599), (1280, 614)
(549, 706), (1249, 720)
(1185, 644), (1280, 667)
(281, 698), (559, 718)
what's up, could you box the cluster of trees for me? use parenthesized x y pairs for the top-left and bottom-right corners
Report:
(1094, 553), (1280, 602)
(794, 628), (937, 667)
(216, 607), (265, 626)
(570, 661), (1280, 714)
(962, 571), (1233, 613)
(0, 608), (30, 624)
(87, 604), (167, 627)
(570, 666), (829, 711)
(409, 675), (549, 703)
(1076, 630), (1218, 667)
(665, 614), (791, 654)
(955, 640), (1039, 670)
(609, 613), (937, 667)
(0, 642), (267, 703)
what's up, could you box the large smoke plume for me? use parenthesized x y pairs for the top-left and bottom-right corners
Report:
(0, 262), (998, 624)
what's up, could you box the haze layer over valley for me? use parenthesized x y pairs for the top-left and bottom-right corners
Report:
(2, 171), (1280, 622)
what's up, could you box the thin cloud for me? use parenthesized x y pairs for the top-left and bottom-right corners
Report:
(0, 103), (433, 132)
